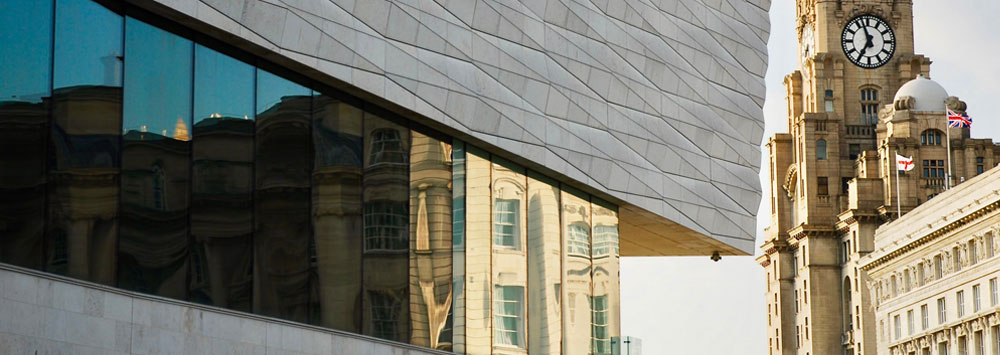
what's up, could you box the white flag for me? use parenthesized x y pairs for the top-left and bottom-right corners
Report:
(896, 154), (914, 172)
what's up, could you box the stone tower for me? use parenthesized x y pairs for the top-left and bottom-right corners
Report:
(758, 1), (1000, 355)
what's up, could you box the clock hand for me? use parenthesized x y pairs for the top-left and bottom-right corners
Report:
(861, 25), (874, 54)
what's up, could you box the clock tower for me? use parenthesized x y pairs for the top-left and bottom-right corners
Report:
(762, 1), (930, 355)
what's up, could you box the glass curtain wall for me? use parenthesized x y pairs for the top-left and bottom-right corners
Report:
(0, 1), (622, 352)
(47, 0), (123, 284)
(312, 93), (364, 332)
(0, 0), (53, 270)
(118, 16), (192, 299)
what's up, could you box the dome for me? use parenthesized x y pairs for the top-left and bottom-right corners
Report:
(894, 74), (949, 111)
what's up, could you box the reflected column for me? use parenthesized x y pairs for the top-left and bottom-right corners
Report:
(188, 45), (254, 311)
(0, 0), (53, 269)
(362, 113), (410, 342)
(527, 172), (562, 355)
(252, 71), (313, 320)
(118, 17), (192, 299)
(452, 140), (467, 353)
(464, 146), (493, 354)
(561, 187), (591, 355)
(408, 132), (453, 350)
(312, 95), (363, 331)
(48, 0), (123, 284)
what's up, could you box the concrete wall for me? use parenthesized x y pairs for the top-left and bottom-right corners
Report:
(0, 264), (447, 355)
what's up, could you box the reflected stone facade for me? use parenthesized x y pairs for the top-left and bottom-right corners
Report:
(0, 0), (769, 354)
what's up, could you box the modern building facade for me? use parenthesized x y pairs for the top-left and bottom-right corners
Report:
(861, 162), (1000, 355)
(0, 0), (769, 354)
(757, 1), (1000, 355)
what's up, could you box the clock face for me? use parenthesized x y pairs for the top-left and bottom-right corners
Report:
(801, 24), (815, 64)
(841, 15), (896, 69)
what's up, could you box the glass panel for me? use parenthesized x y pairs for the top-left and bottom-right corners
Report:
(0, 0), (52, 269)
(47, 0), (124, 284)
(188, 46), (254, 311)
(464, 146), (492, 354)
(451, 140), (466, 352)
(491, 158), (527, 352)
(312, 94), (363, 331)
(409, 131), (453, 350)
(0, 0), (52, 103)
(561, 187), (591, 354)
(363, 113), (409, 342)
(591, 198), (619, 355)
(118, 17), (192, 299)
(252, 70), (313, 319)
(527, 172), (562, 355)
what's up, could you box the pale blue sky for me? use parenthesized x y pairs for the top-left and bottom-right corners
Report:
(621, 1), (1000, 354)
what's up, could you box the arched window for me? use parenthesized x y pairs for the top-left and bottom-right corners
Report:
(860, 88), (880, 125)
(921, 130), (943, 145)
(368, 128), (405, 165)
(816, 139), (827, 160)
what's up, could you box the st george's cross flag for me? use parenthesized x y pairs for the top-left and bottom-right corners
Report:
(896, 154), (915, 172)
(948, 109), (972, 128)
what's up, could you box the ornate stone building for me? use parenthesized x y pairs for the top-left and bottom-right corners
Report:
(757, 1), (1000, 354)
(861, 158), (1000, 355)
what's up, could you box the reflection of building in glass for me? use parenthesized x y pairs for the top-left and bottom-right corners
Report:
(0, 0), (766, 353)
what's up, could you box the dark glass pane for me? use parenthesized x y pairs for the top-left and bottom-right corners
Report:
(0, 1), (52, 103)
(312, 94), (363, 331)
(47, 0), (124, 284)
(363, 113), (409, 342)
(118, 17), (192, 300)
(0, 0), (52, 269)
(188, 45), (254, 311)
(409, 131), (453, 350)
(450, 140), (466, 351)
(253, 70), (312, 321)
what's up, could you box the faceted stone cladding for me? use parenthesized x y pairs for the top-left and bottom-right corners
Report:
(150, 0), (770, 253)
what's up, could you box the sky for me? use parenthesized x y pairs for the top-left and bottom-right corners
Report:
(620, 1), (1000, 354)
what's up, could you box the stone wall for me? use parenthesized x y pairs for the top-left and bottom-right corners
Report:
(0, 264), (446, 355)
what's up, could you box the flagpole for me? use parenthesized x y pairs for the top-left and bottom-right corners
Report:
(946, 116), (953, 190)
(895, 150), (902, 218)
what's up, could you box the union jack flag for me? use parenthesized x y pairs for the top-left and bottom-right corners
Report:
(948, 109), (972, 128)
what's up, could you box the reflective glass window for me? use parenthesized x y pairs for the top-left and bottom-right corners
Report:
(493, 199), (519, 248)
(312, 94), (364, 332)
(363, 112), (409, 342)
(451, 140), (466, 351)
(562, 188), (592, 354)
(0, 0), (52, 103)
(118, 16), (192, 299)
(591, 199), (620, 355)
(47, 0), (124, 283)
(493, 285), (525, 347)
(461, 146), (492, 354)
(409, 131), (453, 350)
(492, 158), (528, 351)
(253, 69), (313, 320)
(188, 45), (254, 311)
(527, 172), (562, 355)
(0, 0), (53, 268)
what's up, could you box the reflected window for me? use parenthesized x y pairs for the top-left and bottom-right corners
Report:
(369, 128), (405, 165)
(591, 295), (610, 354)
(494, 285), (525, 348)
(493, 198), (520, 248)
(567, 223), (590, 257)
(369, 289), (403, 340)
(593, 225), (619, 258)
(364, 201), (408, 251)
